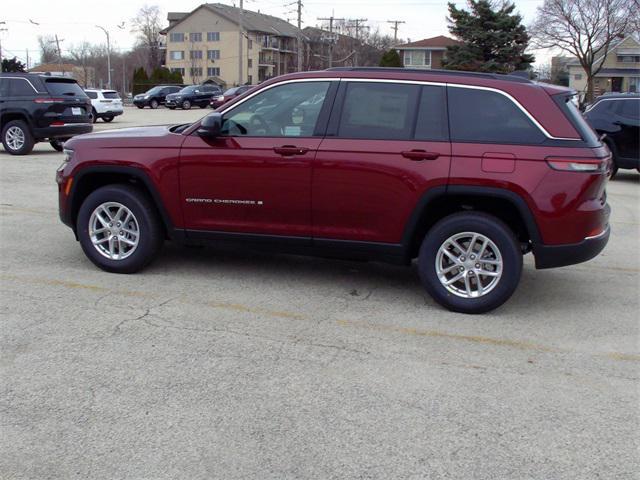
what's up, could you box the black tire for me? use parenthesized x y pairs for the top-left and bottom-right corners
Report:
(76, 184), (163, 273)
(182, 100), (191, 110)
(167, 107), (176, 110)
(49, 139), (65, 152)
(604, 139), (619, 179)
(1, 120), (35, 155)
(150, 99), (159, 109)
(91, 108), (98, 123)
(199, 103), (207, 109)
(418, 212), (523, 314)
(103, 115), (114, 123)
(137, 105), (144, 109)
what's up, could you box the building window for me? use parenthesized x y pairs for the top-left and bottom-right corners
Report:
(617, 55), (640, 63)
(207, 50), (220, 60)
(190, 50), (203, 60)
(189, 32), (202, 42)
(403, 50), (431, 67)
(169, 32), (184, 42)
(171, 67), (185, 76)
(190, 67), (203, 77)
(207, 67), (220, 77)
(248, 39), (253, 50)
(248, 75), (253, 84)
(248, 58), (253, 69)
(169, 51), (184, 60)
(207, 32), (220, 42)
(574, 74), (582, 80)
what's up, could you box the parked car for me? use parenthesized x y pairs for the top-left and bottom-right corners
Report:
(0, 73), (92, 155)
(210, 85), (253, 109)
(583, 93), (639, 177)
(166, 84), (223, 110)
(57, 67), (611, 314)
(84, 89), (124, 123)
(133, 85), (182, 109)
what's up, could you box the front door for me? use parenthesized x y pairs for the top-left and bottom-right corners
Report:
(179, 80), (334, 237)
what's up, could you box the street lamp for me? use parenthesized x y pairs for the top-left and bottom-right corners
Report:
(96, 25), (111, 89)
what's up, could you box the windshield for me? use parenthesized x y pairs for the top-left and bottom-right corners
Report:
(145, 87), (163, 95)
(223, 87), (240, 96)
(45, 79), (87, 97)
(180, 86), (198, 94)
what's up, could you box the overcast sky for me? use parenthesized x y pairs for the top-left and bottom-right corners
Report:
(0, 0), (549, 68)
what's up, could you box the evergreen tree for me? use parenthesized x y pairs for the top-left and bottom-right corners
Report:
(379, 49), (403, 68)
(132, 67), (149, 95)
(442, 0), (534, 73)
(1, 57), (27, 73)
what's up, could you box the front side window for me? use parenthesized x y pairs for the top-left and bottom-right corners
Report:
(337, 82), (420, 140)
(221, 81), (330, 137)
(448, 87), (546, 144)
(616, 99), (640, 118)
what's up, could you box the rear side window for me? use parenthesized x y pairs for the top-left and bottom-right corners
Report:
(102, 91), (120, 99)
(85, 91), (98, 99)
(415, 85), (448, 141)
(616, 99), (640, 118)
(338, 82), (420, 140)
(448, 87), (545, 144)
(7, 78), (36, 96)
(45, 79), (86, 97)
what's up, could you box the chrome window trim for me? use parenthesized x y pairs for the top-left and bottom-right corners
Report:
(584, 97), (639, 113)
(219, 76), (581, 141)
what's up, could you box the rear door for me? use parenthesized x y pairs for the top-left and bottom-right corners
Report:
(612, 99), (640, 159)
(312, 80), (451, 244)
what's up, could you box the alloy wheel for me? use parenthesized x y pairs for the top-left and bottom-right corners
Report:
(89, 202), (140, 260)
(435, 232), (503, 298)
(5, 126), (25, 151)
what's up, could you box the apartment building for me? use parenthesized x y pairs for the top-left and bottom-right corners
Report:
(161, 3), (304, 87)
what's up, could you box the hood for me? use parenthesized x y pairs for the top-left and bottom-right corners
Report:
(65, 125), (176, 149)
(166, 93), (181, 100)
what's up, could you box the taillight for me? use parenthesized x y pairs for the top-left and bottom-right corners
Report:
(34, 98), (66, 104)
(546, 157), (606, 173)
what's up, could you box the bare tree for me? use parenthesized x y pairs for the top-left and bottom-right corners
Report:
(530, 0), (638, 102)
(131, 4), (163, 70)
(37, 35), (58, 64)
(68, 42), (92, 87)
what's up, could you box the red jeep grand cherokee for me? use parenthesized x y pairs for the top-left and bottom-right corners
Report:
(57, 68), (611, 313)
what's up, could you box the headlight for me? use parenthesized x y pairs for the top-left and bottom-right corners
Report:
(144, 95), (150, 99)
(216, 95), (224, 101)
(63, 148), (74, 163)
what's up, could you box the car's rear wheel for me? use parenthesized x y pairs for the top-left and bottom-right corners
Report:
(103, 115), (114, 123)
(150, 99), (159, 109)
(2, 120), (35, 155)
(418, 212), (522, 314)
(76, 185), (163, 273)
(91, 108), (98, 123)
(136, 105), (144, 109)
(182, 100), (191, 110)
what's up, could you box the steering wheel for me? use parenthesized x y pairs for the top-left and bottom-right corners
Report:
(249, 114), (269, 135)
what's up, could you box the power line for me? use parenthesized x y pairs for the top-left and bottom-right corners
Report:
(386, 19), (405, 43)
(317, 15), (345, 68)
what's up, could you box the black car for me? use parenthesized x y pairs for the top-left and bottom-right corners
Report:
(132, 85), (182, 109)
(0, 73), (92, 155)
(165, 84), (222, 110)
(584, 94), (639, 176)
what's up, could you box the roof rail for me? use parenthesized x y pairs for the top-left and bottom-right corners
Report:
(325, 67), (533, 84)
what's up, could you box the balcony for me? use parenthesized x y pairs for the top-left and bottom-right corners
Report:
(258, 53), (275, 67)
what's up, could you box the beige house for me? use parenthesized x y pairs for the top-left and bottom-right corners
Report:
(161, 3), (304, 87)
(29, 63), (96, 88)
(395, 36), (462, 69)
(568, 36), (640, 99)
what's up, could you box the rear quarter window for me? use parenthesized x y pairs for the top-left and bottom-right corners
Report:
(448, 87), (545, 144)
(6, 78), (37, 96)
(85, 91), (98, 99)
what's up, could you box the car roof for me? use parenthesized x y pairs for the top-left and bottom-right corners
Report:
(595, 93), (640, 100)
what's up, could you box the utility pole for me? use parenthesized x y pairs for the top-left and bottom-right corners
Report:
(95, 26), (111, 88)
(26, 48), (29, 70)
(386, 20), (405, 44)
(317, 15), (344, 68)
(238, 0), (243, 86)
(297, 0), (303, 72)
(53, 35), (64, 73)
(347, 18), (368, 66)
(122, 56), (126, 95)
(0, 22), (7, 63)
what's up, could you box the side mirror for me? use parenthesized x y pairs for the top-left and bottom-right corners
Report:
(197, 113), (222, 138)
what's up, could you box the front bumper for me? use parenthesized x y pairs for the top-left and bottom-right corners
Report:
(133, 99), (149, 107)
(533, 224), (611, 269)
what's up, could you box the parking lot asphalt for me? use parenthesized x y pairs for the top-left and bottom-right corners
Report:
(1, 106), (639, 480)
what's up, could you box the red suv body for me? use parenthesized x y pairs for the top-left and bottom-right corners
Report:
(57, 68), (610, 313)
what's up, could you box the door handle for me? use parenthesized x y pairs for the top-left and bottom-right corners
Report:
(274, 145), (310, 156)
(401, 150), (440, 161)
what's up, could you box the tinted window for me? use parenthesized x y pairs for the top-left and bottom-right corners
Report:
(224, 87), (240, 96)
(448, 87), (545, 144)
(102, 91), (120, 99)
(222, 81), (330, 137)
(338, 82), (419, 140)
(45, 79), (86, 97)
(0, 79), (8, 97)
(616, 99), (640, 118)
(85, 91), (98, 99)
(415, 85), (448, 141)
(8, 78), (36, 96)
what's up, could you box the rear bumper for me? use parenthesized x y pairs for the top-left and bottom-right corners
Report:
(97, 110), (123, 117)
(534, 224), (610, 269)
(34, 123), (93, 140)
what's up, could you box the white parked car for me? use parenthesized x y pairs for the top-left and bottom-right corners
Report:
(84, 89), (124, 123)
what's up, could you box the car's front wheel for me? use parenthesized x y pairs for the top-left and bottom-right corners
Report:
(2, 120), (35, 155)
(149, 99), (159, 109)
(418, 212), (522, 314)
(76, 185), (163, 273)
(182, 100), (191, 110)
